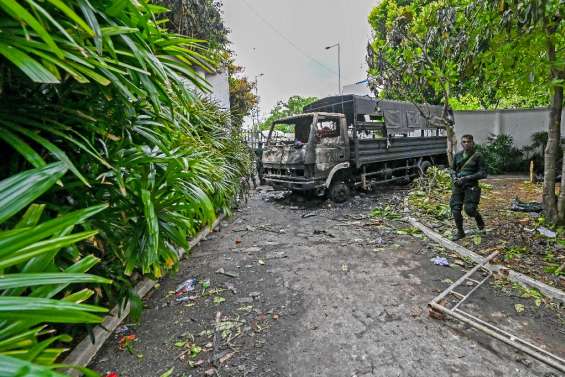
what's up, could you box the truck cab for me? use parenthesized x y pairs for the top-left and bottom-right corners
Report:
(262, 112), (351, 197)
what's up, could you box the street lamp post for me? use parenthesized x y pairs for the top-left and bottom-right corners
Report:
(325, 42), (341, 96)
(253, 73), (264, 148)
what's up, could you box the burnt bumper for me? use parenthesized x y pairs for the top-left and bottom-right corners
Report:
(264, 176), (322, 191)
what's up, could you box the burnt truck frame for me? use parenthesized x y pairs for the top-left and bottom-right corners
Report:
(262, 95), (449, 202)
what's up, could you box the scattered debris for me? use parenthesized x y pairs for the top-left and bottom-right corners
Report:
(302, 212), (316, 218)
(175, 278), (197, 302)
(514, 303), (525, 313)
(219, 352), (235, 364)
(216, 268), (239, 278)
(118, 335), (137, 352)
(224, 283), (237, 294)
(115, 325), (129, 335)
(266, 251), (287, 260)
(432, 256), (449, 266)
(313, 229), (335, 238)
(370, 206), (402, 220)
(105, 372), (118, 377)
(244, 246), (262, 253)
(341, 264), (349, 272)
(537, 227), (557, 238)
(213, 296), (226, 305)
(249, 291), (261, 299)
(511, 198), (543, 213)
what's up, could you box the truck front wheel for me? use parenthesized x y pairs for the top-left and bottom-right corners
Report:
(328, 181), (351, 203)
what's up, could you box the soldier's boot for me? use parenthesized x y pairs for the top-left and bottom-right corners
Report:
(475, 213), (485, 232)
(451, 211), (465, 241)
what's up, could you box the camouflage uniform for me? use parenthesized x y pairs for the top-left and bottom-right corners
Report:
(450, 150), (487, 237)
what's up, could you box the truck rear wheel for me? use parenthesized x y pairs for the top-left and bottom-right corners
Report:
(329, 181), (351, 203)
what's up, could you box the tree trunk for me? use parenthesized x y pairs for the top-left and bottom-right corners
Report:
(543, 27), (562, 223)
(543, 84), (562, 223)
(553, 83), (565, 222)
(446, 126), (455, 167)
(442, 91), (455, 167)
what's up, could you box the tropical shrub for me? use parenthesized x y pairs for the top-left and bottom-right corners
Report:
(0, 163), (111, 376)
(0, 0), (250, 279)
(0, 0), (251, 373)
(476, 134), (526, 174)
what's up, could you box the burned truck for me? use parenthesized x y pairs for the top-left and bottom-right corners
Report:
(261, 95), (448, 202)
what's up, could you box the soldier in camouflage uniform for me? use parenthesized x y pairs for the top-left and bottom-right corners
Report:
(450, 134), (487, 241)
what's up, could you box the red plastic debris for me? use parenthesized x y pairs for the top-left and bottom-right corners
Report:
(105, 372), (118, 377)
(118, 334), (137, 350)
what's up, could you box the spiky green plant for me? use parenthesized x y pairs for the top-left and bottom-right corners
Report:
(0, 163), (111, 376)
(1, 0), (251, 310)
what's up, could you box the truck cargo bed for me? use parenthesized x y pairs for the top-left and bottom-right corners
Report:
(352, 136), (447, 166)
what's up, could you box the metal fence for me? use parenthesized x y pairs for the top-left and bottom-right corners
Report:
(242, 129), (267, 150)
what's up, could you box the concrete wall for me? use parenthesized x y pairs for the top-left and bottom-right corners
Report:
(182, 68), (231, 111)
(204, 69), (230, 110)
(454, 108), (565, 149)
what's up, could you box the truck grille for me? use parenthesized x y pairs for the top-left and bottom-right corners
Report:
(264, 168), (304, 177)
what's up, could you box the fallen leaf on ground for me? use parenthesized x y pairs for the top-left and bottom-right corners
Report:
(213, 296), (225, 305)
(191, 344), (202, 357)
(159, 368), (174, 377)
(220, 352), (235, 363)
(514, 303), (525, 313)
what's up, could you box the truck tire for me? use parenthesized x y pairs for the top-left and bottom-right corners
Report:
(329, 181), (351, 203)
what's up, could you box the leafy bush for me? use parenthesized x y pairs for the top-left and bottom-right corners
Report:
(0, 0), (250, 373)
(476, 134), (526, 174)
(0, 163), (110, 375)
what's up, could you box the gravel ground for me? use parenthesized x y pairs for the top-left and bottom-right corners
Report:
(90, 188), (564, 377)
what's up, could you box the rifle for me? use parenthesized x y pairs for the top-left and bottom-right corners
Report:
(450, 152), (479, 187)
(449, 169), (461, 187)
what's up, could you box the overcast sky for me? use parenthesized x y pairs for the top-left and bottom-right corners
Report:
(223, 0), (377, 122)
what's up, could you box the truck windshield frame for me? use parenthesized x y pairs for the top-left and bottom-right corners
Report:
(267, 115), (314, 145)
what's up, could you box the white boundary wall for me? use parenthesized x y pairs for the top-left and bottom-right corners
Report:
(453, 108), (565, 149)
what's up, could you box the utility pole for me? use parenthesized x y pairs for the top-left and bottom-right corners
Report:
(253, 73), (264, 147)
(325, 42), (341, 96)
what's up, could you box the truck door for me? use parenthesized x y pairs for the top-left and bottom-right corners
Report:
(313, 116), (349, 172)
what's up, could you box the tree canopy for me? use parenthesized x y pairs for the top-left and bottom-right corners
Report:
(367, 0), (565, 222)
(228, 61), (258, 128)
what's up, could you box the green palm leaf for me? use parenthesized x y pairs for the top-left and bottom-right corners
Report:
(0, 163), (67, 225)
(0, 297), (107, 324)
(0, 43), (59, 83)
(0, 273), (112, 290)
